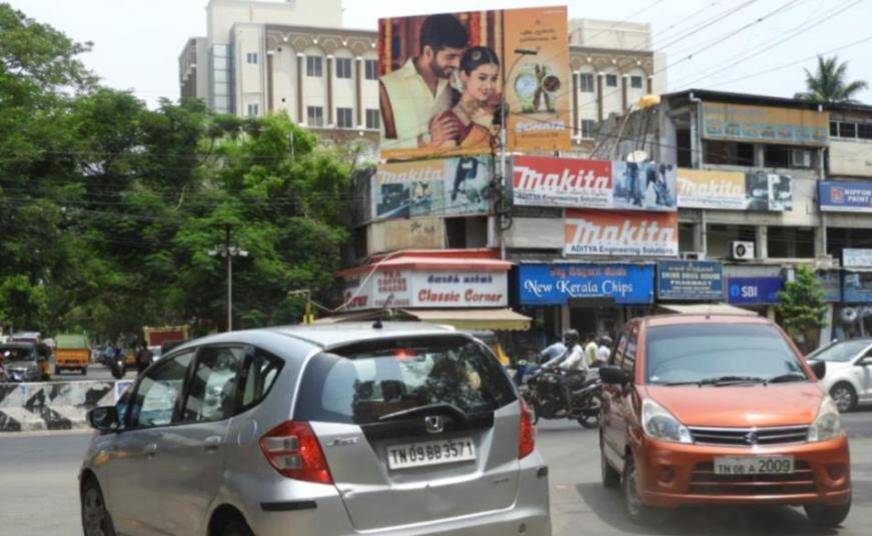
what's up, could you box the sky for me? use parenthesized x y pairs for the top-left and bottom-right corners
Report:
(8, 0), (872, 108)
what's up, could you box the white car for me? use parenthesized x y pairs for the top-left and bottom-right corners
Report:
(808, 338), (872, 412)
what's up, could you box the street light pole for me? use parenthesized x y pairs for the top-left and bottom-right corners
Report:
(209, 224), (248, 332)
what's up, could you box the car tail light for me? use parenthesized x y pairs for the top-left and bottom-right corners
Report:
(259, 421), (333, 485)
(518, 398), (535, 459)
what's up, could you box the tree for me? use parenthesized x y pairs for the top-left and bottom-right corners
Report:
(795, 55), (868, 104)
(776, 266), (829, 353)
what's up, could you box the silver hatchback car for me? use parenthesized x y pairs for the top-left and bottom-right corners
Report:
(80, 323), (551, 535)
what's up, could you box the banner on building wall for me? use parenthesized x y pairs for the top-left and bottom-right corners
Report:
(378, 6), (570, 159)
(512, 155), (677, 211)
(341, 270), (508, 312)
(819, 181), (872, 213)
(372, 156), (491, 220)
(818, 270), (842, 303)
(676, 168), (793, 211)
(517, 263), (654, 305)
(564, 210), (679, 257)
(843, 271), (872, 303)
(370, 217), (445, 252)
(657, 260), (724, 301)
(700, 102), (828, 146)
(843, 249), (872, 269)
(727, 276), (785, 305)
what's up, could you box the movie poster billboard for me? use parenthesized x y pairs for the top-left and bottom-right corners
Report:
(372, 156), (491, 220)
(378, 7), (570, 159)
(676, 168), (793, 211)
(564, 210), (679, 257)
(701, 102), (828, 146)
(511, 155), (676, 211)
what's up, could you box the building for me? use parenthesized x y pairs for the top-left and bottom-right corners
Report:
(179, 1), (664, 154)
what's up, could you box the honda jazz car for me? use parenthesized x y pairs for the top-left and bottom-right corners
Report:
(79, 323), (550, 536)
(599, 314), (851, 527)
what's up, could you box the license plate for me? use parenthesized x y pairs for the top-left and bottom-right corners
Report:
(386, 437), (476, 470)
(714, 456), (794, 475)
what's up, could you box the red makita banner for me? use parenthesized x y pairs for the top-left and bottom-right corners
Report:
(565, 209), (679, 257)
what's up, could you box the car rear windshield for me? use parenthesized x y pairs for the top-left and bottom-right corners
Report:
(1, 346), (35, 362)
(294, 335), (515, 424)
(645, 324), (806, 385)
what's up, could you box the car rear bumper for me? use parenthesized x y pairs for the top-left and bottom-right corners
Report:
(636, 435), (851, 508)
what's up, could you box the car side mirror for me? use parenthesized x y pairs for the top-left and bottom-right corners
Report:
(858, 357), (872, 367)
(600, 365), (630, 385)
(88, 406), (118, 432)
(810, 360), (826, 380)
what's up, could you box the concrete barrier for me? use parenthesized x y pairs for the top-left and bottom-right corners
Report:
(0, 380), (134, 432)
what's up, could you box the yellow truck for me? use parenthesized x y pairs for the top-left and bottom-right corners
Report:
(54, 333), (90, 376)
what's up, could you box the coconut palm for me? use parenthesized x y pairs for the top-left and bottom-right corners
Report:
(795, 55), (868, 104)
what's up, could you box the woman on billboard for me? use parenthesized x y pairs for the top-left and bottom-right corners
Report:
(428, 46), (501, 151)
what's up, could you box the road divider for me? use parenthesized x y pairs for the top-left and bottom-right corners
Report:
(0, 380), (134, 432)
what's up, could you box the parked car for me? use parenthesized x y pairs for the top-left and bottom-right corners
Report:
(0, 342), (48, 382)
(808, 338), (872, 412)
(599, 314), (851, 527)
(80, 323), (549, 536)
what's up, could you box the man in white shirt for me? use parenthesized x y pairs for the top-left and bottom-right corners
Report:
(543, 329), (588, 414)
(597, 336), (613, 365)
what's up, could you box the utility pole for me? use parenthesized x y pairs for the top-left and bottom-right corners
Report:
(209, 224), (248, 332)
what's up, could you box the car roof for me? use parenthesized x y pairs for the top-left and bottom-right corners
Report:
(642, 313), (773, 328)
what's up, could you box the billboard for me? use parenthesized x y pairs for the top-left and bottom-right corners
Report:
(657, 260), (724, 301)
(378, 7), (570, 159)
(843, 271), (872, 303)
(518, 263), (655, 305)
(843, 249), (872, 269)
(564, 210), (679, 257)
(372, 156), (491, 220)
(512, 155), (676, 211)
(701, 102), (828, 146)
(727, 277), (784, 305)
(819, 181), (872, 213)
(676, 168), (793, 211)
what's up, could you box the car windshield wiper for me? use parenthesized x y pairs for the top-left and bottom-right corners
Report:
(764, 372), (808, 384)
(693, 375), (766, 387)
(377, 403), (468, 422)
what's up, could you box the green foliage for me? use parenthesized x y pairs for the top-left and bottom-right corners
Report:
(776, 266), (829, 351)
(0, 5), (353, 340)
(795, 55), (868, 104)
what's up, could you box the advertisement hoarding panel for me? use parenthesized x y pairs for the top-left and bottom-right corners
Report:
(676, 168), (792, 211)
(819, 181), (872, 213)
(727, 276), (785, 305)
(657, 261), (724, 301)
(564, 210), (679, 257)
(701, 102), (828, 146)
(341, 270), (507, 311)
(843, 249), (872, 269)
(517, 263), (654, 305)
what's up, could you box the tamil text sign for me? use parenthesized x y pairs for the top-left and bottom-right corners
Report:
(657, 261), (724, 301)
(701, 102), (828, 146)
(565, 210), (679, 257)
(843, 249), (872, 269)
(518, 263), (654, 305)
(819, 181), (872, 213)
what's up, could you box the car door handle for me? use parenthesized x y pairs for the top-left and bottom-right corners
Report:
(144, 443), (158, 458)
(204, 435), (222, 452)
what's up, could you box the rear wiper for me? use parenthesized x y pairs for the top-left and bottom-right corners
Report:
(697, 375), (766, 387)
(764, 372), (808, 385)
(378, 403), (468, 422)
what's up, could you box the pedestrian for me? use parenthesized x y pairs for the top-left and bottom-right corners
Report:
(135, 339), (153, 374)
(597, 335), (613, 366)
(584, 334), (599, 368)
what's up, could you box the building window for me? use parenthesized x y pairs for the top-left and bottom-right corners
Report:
(831, 120), (872, 140)
(860, 124), (872, 139)
(247, 103), (259, 117)
(630, 75), (643, 89)
(840, 122), (857, 138)
(306, 55), (323, 77)
(365, 59), (378, 80)
(307, 106), (324, 127)
(366, 108), (380, 130)
(246, 52), (258, 64)
(335, 57), (352, 79)
(337, 107), (353, 128)
(605, 74), (618, 87)
(579, 73), (594, 92)
(830, 120), (839, 137)
(581, 119), (596, 139)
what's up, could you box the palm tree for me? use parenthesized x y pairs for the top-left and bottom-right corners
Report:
(795, 55), (868, 104)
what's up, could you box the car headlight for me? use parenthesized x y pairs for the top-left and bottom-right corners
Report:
(642, 398), (692, 444)
(808, 397), (842, 442)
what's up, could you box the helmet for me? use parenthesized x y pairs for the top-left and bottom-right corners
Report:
(563, 329), (580, 345)
(599, 335), (613, 346)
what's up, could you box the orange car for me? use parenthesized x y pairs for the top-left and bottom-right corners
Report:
(599, 314), (851, 527)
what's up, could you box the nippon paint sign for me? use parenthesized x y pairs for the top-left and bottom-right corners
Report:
(564, 210), (679, 257)
(340, 270), (507, 311)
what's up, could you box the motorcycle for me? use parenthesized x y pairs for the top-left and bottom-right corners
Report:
(521, 366), (602, 429)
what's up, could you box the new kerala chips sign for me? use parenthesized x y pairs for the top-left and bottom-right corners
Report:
(564, 210), (679, 257)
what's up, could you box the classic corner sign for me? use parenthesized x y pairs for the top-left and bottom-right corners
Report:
(517, 263), (655, 305)
(657, 260), (724, 301)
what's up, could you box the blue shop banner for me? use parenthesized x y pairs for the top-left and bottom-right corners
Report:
(727, 277), (785, 305)
(844, 272), (872, 303)
(818, 270), (842, 303)
(518, 263), (654, 305)
(819, 181), (872, 213)
(657, 260), (724, 301)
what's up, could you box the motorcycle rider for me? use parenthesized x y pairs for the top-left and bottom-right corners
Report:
(542, 329), (588, 414)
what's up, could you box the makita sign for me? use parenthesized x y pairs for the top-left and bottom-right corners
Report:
(565, 210), (679, 257)
(512, 155), (612, 208)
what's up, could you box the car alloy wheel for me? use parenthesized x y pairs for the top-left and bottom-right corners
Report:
(830, 383), (857, 413)
(82, 483), (115, 536)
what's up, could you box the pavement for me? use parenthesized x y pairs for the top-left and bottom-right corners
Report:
(1, 414), (872, 535)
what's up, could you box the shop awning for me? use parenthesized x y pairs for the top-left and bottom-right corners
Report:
(403, 308), (532, 331)
(657, 303), (758, 316)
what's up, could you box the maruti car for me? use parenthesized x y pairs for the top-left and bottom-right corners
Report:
(599, 314), (851, 527)
(80, 323), (549, 536)
(807, 338), (872, 412)
(0, 343), (46, 382)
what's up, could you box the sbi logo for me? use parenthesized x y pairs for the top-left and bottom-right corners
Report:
(730, 284), (758, 298)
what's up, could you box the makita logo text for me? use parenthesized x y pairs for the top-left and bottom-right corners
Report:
(567, 218), (675, 246)
(677, 177), (743, 198)
(377, 166), (442, 184)
(514, 165), (610, 193)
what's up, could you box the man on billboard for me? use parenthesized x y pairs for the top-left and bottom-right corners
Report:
(379, 14), (469, 149)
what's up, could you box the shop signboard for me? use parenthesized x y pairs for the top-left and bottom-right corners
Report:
(676, 168), (792, 211)
(843, 249), (872, 269)
(564, 209), (679, 257)
(512, 156), (676, 211)
(341, 269), (508, 311)
(378, 6), (570, 159)
(818, 270), (842, 303)
(657, 260), (724, 301)
(372, 156), (491, 220)
(843, 271), (872, 303)
(819, 181), (872, 213)
(517, 263), (654, 305)
(700, 102), (828, 146)
(727, 276), (785, 305)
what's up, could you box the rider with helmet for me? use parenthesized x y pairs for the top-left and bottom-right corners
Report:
(542, 329), (589, 414)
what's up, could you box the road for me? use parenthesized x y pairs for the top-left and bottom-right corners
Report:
(44, 363), (138, 383)
(1, 415), (872, 535)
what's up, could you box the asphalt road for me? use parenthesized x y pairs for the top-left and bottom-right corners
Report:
(1, 415), (872, 535)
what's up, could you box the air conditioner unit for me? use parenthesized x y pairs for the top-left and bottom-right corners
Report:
(791, 149), (812, 168)
(730, 241), (755, 260)
(681, 251), (705, 260)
